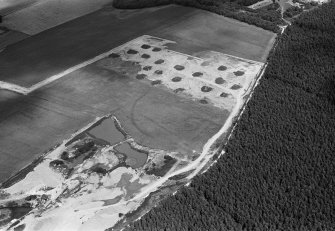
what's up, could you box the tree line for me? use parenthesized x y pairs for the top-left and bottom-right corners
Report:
(113, 0), (283, 33)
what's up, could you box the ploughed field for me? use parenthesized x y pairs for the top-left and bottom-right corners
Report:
(0, 5), (274, 231)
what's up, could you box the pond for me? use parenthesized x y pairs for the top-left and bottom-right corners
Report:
(88, 118), (125, 144)
(115, 143), (147, 168)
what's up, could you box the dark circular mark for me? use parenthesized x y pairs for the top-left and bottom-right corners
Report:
(174, 88), (185, 93)
(154, 70), (163, 75)
(172, 77), (182, 82)
(141, 54), (150, 59)
(231, 84), (242, 90)
(201, 86), (213, 92)
(143, 66), (152, 71)
(234, 71), (245, 76)
(192, 72), (203, 77)
(109, 53), (120, 58)
(154, 59), (164, 64)
(199, 99), (208, 104)
(152, 47), (161, 52)
(201, 61), (210, 66)
(174, 65), (185, 71)
(127, 49), (138, 54)
(136, 74), (147, 80)
(220, 92), (229, 97)
(215, 77), (225, 84)
(141, 44), (151, 49)
(218, 65), (227, 71)
(151, 80), (162, 85)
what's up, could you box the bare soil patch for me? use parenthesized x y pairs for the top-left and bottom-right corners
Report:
(215, 77), (226, 84)
(141, 44), (151, 49)
(220, 92), (229, 97)
(143, 66), (152, 71)
(192, 72), (203, 77)
(171, 77), (182, 82)
(201, 61), (211, 66)
(151, 80), (162, 85)
(154, 59), (165, 64)
(174, 65), (185, 71)
(109, 53), (120, 58)
(152, 47), (161, 52)
(174, 88), (185, 93)
(231, 84), (242, 90)
(136, 74), (147, 80)
(127, 49), (138, 54)
(201, 86), (213, 92)
(218, 65), (227, 71)
(234, 71), (245, 76)
(141, 54), (150, 59)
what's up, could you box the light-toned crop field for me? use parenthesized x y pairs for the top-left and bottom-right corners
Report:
(1, 0), (113, 35)
(102, 35), (263, 111)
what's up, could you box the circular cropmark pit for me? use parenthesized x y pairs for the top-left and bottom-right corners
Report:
(172, 77), (182, 82)
(141, 44), (151, 49)
(199, 99), (208, 104)
(141, 54), (150, 59)
(192, 72), (203, 77)
(174, 88), (185, 93)
(143, 66), (152, 71)
(231, 84), (242, 90)
(152, 47), (161, 52)
(109, 53), (120, 58)
(201, 61), (211, 66)
(215, 77), (225, 84)
(127, 49), (138, 54)
(218, 65), (227, 71)
(154, 59), (165, 64)
(136, 74), (147, 80)
(174, 65), (185, 71)
(154, 70), (163, 75)
(220, 92), (229, 97)
(234, 71), (245, 76)
(151, 80), (162, 85)
(201, 86), (213, 92)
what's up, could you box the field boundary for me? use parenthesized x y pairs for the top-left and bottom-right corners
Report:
(0, 34), (264, 95)
(145, 35), (265, 65)
(0, 36), (144, 95)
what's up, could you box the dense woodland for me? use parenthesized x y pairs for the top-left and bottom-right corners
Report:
(126, 1), (335, 230)
(113, 0), (283, 33)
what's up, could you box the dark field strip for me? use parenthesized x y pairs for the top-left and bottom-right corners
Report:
(0, 4), (275, 88)
(127, 2), (335, 231)
(0, 5), (196, 87)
